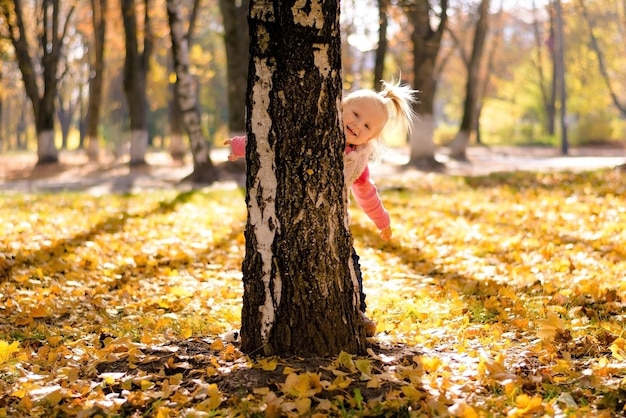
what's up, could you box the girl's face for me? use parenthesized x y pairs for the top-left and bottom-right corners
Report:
(343, 98), (386, 146)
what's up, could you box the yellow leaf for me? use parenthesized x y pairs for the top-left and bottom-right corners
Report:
(281, 373), (323, 398)
(258, 357), (278, 371)
(536, 312), (565, 342)
(169, 373), (183, 385)
(609, 338), (626, 361)
(355, 359), (373, 378)
(141, 379), (154, 390)
(449, 399), (479, 418)
(170, 390), (190, 405)
(508, 394), (543, 417)
(0, 340), (20, 364)
(195, 383), (222, 410)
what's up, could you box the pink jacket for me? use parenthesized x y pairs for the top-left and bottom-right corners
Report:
(228, 136), (390, 231)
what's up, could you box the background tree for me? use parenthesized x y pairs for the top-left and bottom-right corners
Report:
(84, 0), (107, 161)
(218, 0), (249, 137)
(403, 0), (448, 169)
(121, 0), (153, 166)
(1, 0), (74, 165)
(241, 0), (367, 357)
(578, 0), (626, 118)
(167, 0), (218, 183)
(373, 0), (389, 92)
(448, 0), (490, 160)
(167, 0), (200, 162)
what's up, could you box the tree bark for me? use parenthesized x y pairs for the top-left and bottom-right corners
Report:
(373, 0), (389, 92)
(219, 0), (249, 136)
(167, 0), (218, 183)
(405, 0), (448, 169)
(168, 0), (202, 162)
(86, 0), (107, 161)
(449, 0), (490, 160)
(241, 0), (366, 357)
(2, 0), (73, 165)
(121, 0), (150, 166)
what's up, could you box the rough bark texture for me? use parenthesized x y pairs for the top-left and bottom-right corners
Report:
(241, 0), (366, 357)
(405, 0), (447, 168)
(219, 0), (249, 136)
(449, 0), (490, 160)
(167, 0), (218, 183)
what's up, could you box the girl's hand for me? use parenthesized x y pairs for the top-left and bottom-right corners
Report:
(223, 139), (240, 161)
(380, 226), (392, 241)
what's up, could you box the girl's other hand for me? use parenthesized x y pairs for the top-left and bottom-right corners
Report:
(380, 226), (392, 241)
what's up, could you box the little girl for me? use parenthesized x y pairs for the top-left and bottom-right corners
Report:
(226, 80), (416, 336)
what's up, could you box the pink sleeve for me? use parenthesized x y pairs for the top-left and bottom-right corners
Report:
(230, 136), (247, 159)
(351, 166), (390, 230)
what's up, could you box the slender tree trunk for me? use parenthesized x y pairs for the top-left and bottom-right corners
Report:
(553, 0), (568, 154)
(373, 0), (388, 92)
(168, 0), (202, 162)
(121, 0), (150, 166)
(167, 0), (218, 183)
(449, 0), (490, 160)
(407, 0), (447, 169)
(578, 0), (626, 116)
(86, 0), (106, 161)
(219, 0), (249, 137)
(241, 0), (365, 357)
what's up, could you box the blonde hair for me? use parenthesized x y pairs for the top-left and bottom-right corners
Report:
(343, 79), (417, 160)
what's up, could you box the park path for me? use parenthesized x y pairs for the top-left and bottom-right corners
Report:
(0, 145), (624, 194)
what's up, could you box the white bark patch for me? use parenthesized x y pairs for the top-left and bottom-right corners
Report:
(250, 57), (281, 346)
(130, 129), (149, 161)
(250, 1), (275, 22)
(291, 0), (323, 29)
(313, 43), (330, 77)
(38, 130), (57, 158)
(409, 113), (435, 160)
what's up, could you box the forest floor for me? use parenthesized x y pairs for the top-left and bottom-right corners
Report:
(0, 143), (625, 193)
(1, 144), (626, 416)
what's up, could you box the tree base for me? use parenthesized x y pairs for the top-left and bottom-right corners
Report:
(36, 156), (60, 166)
(181, 164), (220, 185)
(407, 156), (446, 172)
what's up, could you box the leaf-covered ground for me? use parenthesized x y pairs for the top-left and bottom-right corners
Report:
(1, 167), (626, 417)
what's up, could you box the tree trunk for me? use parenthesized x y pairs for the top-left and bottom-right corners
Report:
(218, 0), (249, 136)
(373, 0), (389, 92)
(406, 0), (448, 169)
(1, 0), (74, 165)
(121, 0), (150, 166)
(553, 0), (568, 154)
(241, 0), (366, 357)
(86, 0), (106, 162)
(167, 0), (218, 183)
(168, 0), (202, 162)
(449, 0), (490, 160)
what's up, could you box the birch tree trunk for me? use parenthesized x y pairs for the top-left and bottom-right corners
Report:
(167, 0), (218, 183)
(241, 0), (366, 357)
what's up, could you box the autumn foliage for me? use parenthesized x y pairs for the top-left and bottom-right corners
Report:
(1, 168), (626, 416)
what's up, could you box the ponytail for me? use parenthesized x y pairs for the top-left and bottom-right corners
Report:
(378, 79), (418, 141)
